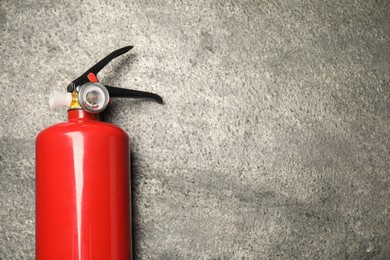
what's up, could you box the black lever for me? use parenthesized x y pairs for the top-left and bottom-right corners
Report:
(68, 46), (133, 92)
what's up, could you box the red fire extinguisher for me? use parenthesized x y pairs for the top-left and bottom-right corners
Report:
(36, 46), (163, 260)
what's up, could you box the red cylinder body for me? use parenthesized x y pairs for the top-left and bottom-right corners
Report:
(36, 109), (131, 260)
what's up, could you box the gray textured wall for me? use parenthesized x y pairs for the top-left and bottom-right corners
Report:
(1, 0), (390, 259)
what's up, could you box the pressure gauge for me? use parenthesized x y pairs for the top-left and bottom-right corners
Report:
(78, 82), (110, 113)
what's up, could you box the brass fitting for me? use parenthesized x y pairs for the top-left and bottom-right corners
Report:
(69, 91), (81, 109)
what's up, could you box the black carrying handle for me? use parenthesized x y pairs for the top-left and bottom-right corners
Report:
(105, 85), (163, 104)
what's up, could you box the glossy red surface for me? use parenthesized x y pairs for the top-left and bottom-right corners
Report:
(36, 109), (131, 260)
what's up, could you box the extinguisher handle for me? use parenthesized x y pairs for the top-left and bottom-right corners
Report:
(105, 85), (164, 104)
(69, 46), (134, 91)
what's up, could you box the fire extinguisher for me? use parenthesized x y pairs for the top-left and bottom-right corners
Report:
(35, 46), (163, 260)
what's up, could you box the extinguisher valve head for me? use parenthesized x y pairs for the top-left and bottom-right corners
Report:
(54, 46), (163, 113)
(78, 82), (110, 114)
(49, 91), (73, 109)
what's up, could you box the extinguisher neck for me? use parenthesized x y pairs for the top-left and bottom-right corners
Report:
(68, 109), (99, 121)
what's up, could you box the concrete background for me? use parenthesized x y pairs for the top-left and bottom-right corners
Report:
(1, 0), (390, 259)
